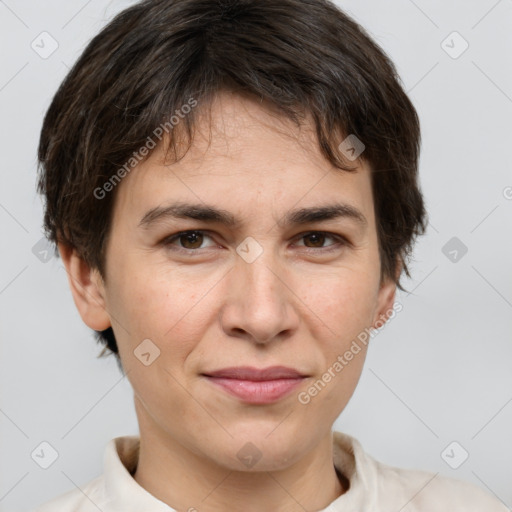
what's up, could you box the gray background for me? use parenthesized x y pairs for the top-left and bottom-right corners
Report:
(1, 0), (511, 510)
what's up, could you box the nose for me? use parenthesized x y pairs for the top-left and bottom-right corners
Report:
(219, 247), (300, 345)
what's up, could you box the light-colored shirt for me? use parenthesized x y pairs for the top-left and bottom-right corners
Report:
(31, 431), (508, 511)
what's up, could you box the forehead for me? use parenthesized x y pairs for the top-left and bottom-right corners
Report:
(111, 90), (375, 229)
(153, 90), (341, 175)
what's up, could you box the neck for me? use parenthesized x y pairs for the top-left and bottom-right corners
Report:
(132, 420), (346, 512)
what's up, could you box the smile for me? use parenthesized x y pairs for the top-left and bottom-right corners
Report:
(201, 366), (308, 404)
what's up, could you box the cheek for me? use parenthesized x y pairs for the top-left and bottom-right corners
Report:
(303, 269), (377, 343)
(110, 268), (212, 412)
(299, 275), (373, 414)
(107, 261), (220, 363)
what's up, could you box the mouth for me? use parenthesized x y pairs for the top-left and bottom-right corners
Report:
(201, 366), (308, 404)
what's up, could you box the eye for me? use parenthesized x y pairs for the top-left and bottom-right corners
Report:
(294, 231), (347, 252)
(161, 229), (348, 255)
(162, 230), (216, 251)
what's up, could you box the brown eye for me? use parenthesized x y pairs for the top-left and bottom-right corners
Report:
(178, 231), (204, 249)
(303, 232), (327, 248)
(295, 231), (347, 252)
(163, 230), (215, 252)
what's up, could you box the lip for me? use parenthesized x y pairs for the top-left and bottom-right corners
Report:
(204, 366), (306, 380)
(202, 366), (307, 404)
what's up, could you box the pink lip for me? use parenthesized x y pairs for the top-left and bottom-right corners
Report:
(202, 366), (307, 404)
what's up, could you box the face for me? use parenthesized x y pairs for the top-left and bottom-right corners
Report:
(67, 90), (397, 472)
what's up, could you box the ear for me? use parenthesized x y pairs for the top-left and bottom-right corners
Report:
(371, 261), (401, 330)
(58, 242), (111, 331)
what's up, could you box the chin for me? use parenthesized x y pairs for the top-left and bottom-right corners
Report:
(203, 430), (306, 472)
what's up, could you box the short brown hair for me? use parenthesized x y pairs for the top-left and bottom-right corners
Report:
(37, 0), (428, 362)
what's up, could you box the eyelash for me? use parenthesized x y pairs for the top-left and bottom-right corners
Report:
(161, 230), (349, 255)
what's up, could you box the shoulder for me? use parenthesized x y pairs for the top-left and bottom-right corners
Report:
(333, 431), (508, 511)
(30, 475), (107, 512)
(370, 456), (508, 511)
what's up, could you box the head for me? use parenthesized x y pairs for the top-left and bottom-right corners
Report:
(37, 0), (427, 471)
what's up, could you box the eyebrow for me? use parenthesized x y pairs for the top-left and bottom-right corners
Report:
(138, 201), (368, 230)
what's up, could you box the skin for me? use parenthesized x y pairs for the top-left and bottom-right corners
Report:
(59, 90), (399, 512)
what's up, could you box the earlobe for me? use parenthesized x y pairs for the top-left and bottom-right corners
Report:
(371, 261), (401, 329)
(58, 242), (111, 331)
(372, 279), (397, 329)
